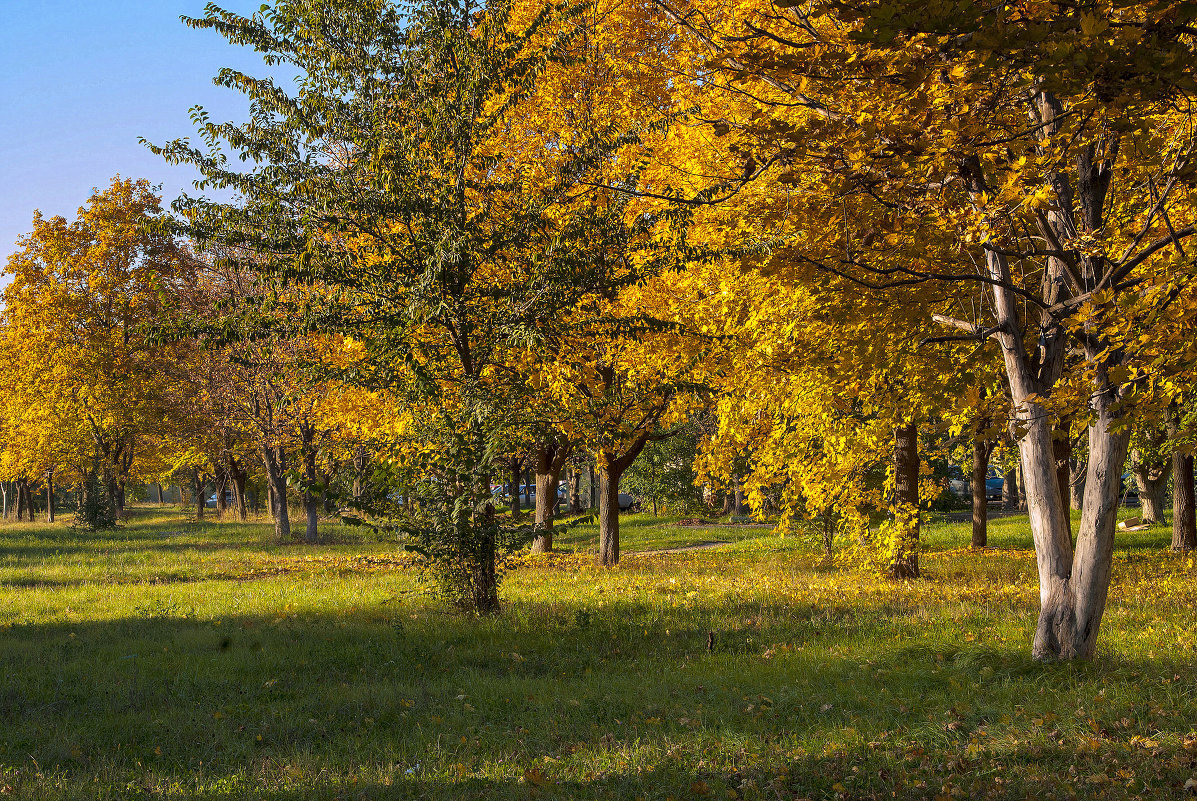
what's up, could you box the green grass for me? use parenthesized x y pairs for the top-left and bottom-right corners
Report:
(1, 506), (1196, 799)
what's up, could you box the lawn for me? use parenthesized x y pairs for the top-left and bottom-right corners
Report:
(1, 505), (1195, 800)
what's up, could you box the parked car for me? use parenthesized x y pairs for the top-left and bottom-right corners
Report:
(985, 475), (1004, 503)
(946, 466), (1005, 503)
(205, 489), (235, 508)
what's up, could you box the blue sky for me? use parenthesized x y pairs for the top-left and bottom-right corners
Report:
(1, 1), (272, 271)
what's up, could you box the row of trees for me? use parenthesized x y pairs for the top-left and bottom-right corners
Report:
(3, 0), (1196, 661)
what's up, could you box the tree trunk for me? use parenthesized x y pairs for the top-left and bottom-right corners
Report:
(472, 499), (500, 614)
(1170, 408), (1196, 551)
(509, 456), (523, 519)
(45, 471), (55, 523)
(596, 458), (621, 567)
(531, 439), (571, 554)
(154, 482), (163, 505)
(889, 423), (920, 578)
(16, 478), (28, 522)
(588, 464), (596, 510)
(226, 457), (249, 522)
(1003, 464), (1020, 510)
(971, 439), (992, 548)
(352, 446), (368, 501)
(733, 479), (745, 515)
(1031, 394), (1131, 661)
(261, 445), (291, 542)
(595, 435), (653, 566)
(1131, 449), (1170, 524)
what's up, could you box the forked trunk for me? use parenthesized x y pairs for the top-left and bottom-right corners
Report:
(889, 423), (920, 578)
(226, 457), (249, 522)
(531, 439), (570, 554)
(971, 439), (992, 548)
(261, 445), (290, 542)
(1030, 396), (1131, 661)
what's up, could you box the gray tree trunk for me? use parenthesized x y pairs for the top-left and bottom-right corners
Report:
(1003, 464), (1020, 510)
(1131, 449), (1170, 524)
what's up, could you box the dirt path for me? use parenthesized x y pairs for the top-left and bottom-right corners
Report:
(630, 540), (730, 555)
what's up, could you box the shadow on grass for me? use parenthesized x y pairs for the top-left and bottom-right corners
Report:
(1, 596), (1195, 800)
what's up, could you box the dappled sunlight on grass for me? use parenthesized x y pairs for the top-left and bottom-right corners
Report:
(0, 506), (1194, 798)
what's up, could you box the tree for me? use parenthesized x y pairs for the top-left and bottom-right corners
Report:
(675, 0), (1197, 659)
(0, 178), (195, 518)
(150, 0), (686, 609)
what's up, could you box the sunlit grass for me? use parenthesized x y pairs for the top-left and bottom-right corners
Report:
(1, 504), (1194, 799)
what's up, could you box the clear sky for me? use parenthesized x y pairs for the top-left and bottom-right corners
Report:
(1, 1), (272, 273)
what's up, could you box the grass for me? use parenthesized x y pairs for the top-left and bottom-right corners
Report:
(1, 505), (1196, 800)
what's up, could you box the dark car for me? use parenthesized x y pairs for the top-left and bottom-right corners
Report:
(985, 476), (1004, 503)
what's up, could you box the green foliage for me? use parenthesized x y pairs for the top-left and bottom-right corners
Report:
(621, 426), (705, 516)
(71, 469), (118, 532)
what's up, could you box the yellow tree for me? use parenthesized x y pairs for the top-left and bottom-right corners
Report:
(0, 177), (196, 519)
(668, 0), (1197, 658)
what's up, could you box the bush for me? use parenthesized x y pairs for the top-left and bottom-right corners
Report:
(73, 470), (118, 531)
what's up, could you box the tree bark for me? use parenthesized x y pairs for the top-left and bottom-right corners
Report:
(889, 423), (920, 578)
(596, 435), (652, 567)
(261, 445), (290, 541)
(971, 438), (993, 548)
(352, 446), (368, 501)
(1131, 448), (1170, 524)
(1003, 464), (1020, 511)
(16, 478), (29, 522)
(531, 438), (571, 554)
(1170, 408), (1196, 551)
(45, 471), (55, 523)
(596, 459), (621, 567)
(588, 464), (596, 510)
(226, 456), (249, 522)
